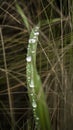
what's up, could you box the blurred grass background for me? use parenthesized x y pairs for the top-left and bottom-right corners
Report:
(0, 0), (73, 130)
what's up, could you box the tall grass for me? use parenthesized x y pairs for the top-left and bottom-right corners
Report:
(26, 25), (51, 130)
(16, 4), (51, 129)
(0, 0), (73, 130)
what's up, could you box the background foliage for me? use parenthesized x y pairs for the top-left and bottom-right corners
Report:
(0, 0), (73, 130)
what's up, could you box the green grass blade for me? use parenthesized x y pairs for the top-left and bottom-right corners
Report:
(26, 25), (51, 130)
(16, 4), (30, 32)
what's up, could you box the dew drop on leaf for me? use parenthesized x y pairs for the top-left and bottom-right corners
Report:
(32, 101), (37, 108)
(32, 50), (35, 53)
(36, 117), (39, 120)
(29, 38), (36, 44)
(34, 32), (39, 36)
(30, 93), (33, 96)
(30, 80), (34, 88)
(26, 56), (31, 62)
(35, 26), (39, 30)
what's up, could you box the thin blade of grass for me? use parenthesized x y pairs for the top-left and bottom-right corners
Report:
(16, 4), (30, 32)
(26, 25), (51, 130)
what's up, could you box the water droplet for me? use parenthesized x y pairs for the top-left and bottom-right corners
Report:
(33, 36), (37, 39)
(32, 50), (35, 53)
(27, 47), (29, 50)
(33, 108), (35, 111)
(35, 26), (39, 30)
(30, 93), (33, 96)
(32, 101), (37, 108)
(26, 56), (31, 62)
(28, 77), (30, 82)
(30, 80), (34, 88)
(33, 36), (38, 41)
(29, 38), (36, 44)
(36, 117), (39, 120)
(34, 32), (39, 36)
(28, 77), (30, 80)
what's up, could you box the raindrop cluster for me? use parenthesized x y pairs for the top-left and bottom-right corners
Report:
(26, 25), (40, 126)
(28, 26), (39, 45)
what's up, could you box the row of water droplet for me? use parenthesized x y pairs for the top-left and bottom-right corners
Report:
(26, 26), (40, 127)
(26, 26), (39, 63)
